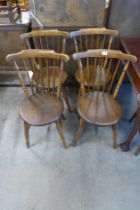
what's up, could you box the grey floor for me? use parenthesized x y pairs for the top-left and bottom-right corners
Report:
(0, 84), (140, 210)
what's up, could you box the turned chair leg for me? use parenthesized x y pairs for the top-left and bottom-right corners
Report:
(120, 116), (140, 152)
(56, 120), (69, 149)
(62, 85), (72, 112)
(24, 121), (30, 148)
(112, 123), (118, 148)
(129, 112), (136, 122)
(73, 118), (86, 146)
(134, 145), (140, 156)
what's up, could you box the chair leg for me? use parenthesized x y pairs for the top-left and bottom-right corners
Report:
(73, 118), (86, 146)
(129, 112), (136, 122)
(62, 85), (72, 112)
(134, 145), (140, 156)
(61, 113), (65, 120)
(120, 116), (140, 152)
(56, 120), (69, 149)
(24, 121), (30, 148)
(112, 123), (118, 149)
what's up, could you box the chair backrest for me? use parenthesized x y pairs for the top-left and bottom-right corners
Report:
(6, 49), (69, 97)
(20, 30), (69, 54)
(73, 49), (137, 98)
(70, 28), (118, 53)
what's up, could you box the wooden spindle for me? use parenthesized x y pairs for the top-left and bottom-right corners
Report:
(62, 37), (66, 53)
(13, 60), (29, 97)
(45, 58), (50, 93)
(39, 36), (43, 49)
(91, 35), (94, 49)
(96, 35), (100, 49)
(74, 37), (78, 53)
(80, 36), (83, 52)
(97, 57), (103, 91)
(113, 61), (130, 99)
(23, 58), (35, 95)
(85, 35), (88, 50)
(86, 57), (90, 93)
(26, 39), (31, 49)
(108, 35), (113, 49)
(103, 58), (112, 92)
(108, 60), (120, 93)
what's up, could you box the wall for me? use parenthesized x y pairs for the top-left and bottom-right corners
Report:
(0, 24), (29, 71)
(29, 0), (105, 27)
(109, 0), (140, 37)
(29, 0), (140, 37)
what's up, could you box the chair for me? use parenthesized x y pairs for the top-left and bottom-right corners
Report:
(72, 49), (137, 148)
(6, 49), (69, 149)
(70, 28), (118, 89)
(20, 30), (72, 112)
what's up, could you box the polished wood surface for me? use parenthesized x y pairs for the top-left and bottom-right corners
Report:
(120, 38), (140, 155)
(73, 49), (137, 148)
(20, 30), (72, 112)
(20, 94), (63, 125)
(70, 28), (118, 88)
(6, 49), (69, 148)
(77, 92), (122, 125)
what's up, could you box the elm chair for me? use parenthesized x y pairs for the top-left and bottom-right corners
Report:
(20, 30), (72, 112)
(70, 28), (118, 89)
(6, 49), (69, 149)
(72, 49), (137, 148)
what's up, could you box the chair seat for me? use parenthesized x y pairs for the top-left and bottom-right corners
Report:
(20, 94), (63, 126)
(31, 66), (67, 88)
(75, 65), (111, 87)
(77, 91), (122, 126)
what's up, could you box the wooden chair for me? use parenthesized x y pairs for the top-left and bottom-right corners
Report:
(20, 30), (72, 112)
(72, 49), (137, 148)
(70, 28), (118, 89)
(6, 49), (69, 149)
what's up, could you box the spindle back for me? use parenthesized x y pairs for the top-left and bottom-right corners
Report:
(6, 49), (69, 97)
(20, 30), (69, 53)
(70, 28), (118, 53)
(73, 49), (137, 98)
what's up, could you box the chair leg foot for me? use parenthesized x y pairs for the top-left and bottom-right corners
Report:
(120, 116), (140, 152)
(62, 86), (72, 112)
(73, 118), (85, 146)
(134, 145), (140, 156)
(24, 121), (30, 148)
(120, 142), (130, 151)
(112, 124), (118, 149)
(56, 120), (69, 149)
